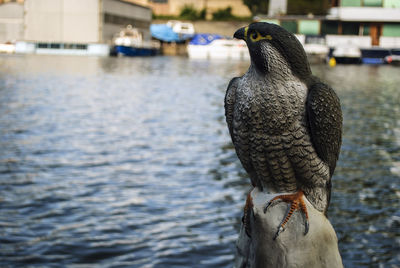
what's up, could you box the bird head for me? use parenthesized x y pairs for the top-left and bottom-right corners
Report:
(234, 22), (311, 80)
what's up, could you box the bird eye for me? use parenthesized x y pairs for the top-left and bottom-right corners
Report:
(249, 31), (262, 42)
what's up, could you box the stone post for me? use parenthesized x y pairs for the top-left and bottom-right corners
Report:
(235, 187), (343, 268)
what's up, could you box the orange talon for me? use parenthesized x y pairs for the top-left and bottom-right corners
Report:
(264, 190), (309, 240)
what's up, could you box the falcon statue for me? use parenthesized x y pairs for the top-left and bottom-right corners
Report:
(225, 22), (342, 239)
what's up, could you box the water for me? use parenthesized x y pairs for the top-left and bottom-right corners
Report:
(0, 55), (399, 267)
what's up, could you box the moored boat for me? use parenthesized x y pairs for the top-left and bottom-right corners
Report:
(187, 34), (249, 60)
(330, 45), (362, 64)
(111, 25), (160, 57)
(385, 49), (400, 66)
(150, 20), (195, 43)
(361, 48), (391, 64)
(302, 35), (329, 63)
(0, 42), (15, 54)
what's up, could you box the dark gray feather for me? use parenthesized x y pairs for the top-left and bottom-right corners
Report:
(225, 77), (239, 142)
(306, 81), (342, 177)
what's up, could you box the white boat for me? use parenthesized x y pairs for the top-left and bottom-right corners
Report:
(302, 36), (329, 63)
(187, 34), (249, 60)
(385, 49), (400, 66)
(331, 45), (362, 64)
(0, 43), (15, 54)
(385, 54), (400, 65)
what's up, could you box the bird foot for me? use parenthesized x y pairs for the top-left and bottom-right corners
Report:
(263, 190), (309, 240)
(242, 191), (254, 238)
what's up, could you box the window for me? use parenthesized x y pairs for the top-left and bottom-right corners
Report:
(76, 44), (88, 50)
(362, 24), (370, 35)
(384, 0), (400, 8)
(342, 22), (360, 35)
(50, 43), (61, 49)
(298, 20), (320, 35)
(281, 21), (297, 33)
(321, 21), (339, 35)
(341, 0), (361, 7)
(363, 0), (382, 7)
(36, 43), (88, 50)
(382, 23), (400, 37)
(37, 43), (48, 48)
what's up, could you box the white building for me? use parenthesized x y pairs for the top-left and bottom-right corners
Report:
(8, 0), (152, 56)
(327, 0), (400, 47)
(263, 0), (400, 48)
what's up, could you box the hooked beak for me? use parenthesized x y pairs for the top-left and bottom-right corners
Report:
(234, 27), (246, 41)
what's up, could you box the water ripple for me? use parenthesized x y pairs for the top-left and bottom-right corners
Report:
(0, 55), (399, 267)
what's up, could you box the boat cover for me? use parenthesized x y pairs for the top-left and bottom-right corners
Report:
(150, 24), (193, 42)
(189, 34), (223, 45)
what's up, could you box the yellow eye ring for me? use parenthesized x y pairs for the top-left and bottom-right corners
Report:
(250, 31), (261, 42)
(248, 31), (273, 42)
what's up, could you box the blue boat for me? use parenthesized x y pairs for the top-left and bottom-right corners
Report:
(111, 25), (160, 57)
(150, 21), (195, 43)
(361, 48), (391, 64)
(113, 46), (158, 56)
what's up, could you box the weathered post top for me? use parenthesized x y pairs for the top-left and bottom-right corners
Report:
(236, 189), (343, 267)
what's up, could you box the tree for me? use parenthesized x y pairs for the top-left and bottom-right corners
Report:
(243, 0), (269, 15)
(287, 0), (330, 15)
(212, 7), (235, 20)
(179, 5), (200, 20)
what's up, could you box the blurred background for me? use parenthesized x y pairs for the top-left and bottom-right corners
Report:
(0, 0), (399, 267)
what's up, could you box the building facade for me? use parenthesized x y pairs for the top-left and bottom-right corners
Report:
(14, 0), (152, 55)
(102, 0), (152, 42)
(0, 1), (23, 43)
(24, 0), (152, 44)
(263, 0), (400, 47)
(328, 0), (400, 46)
